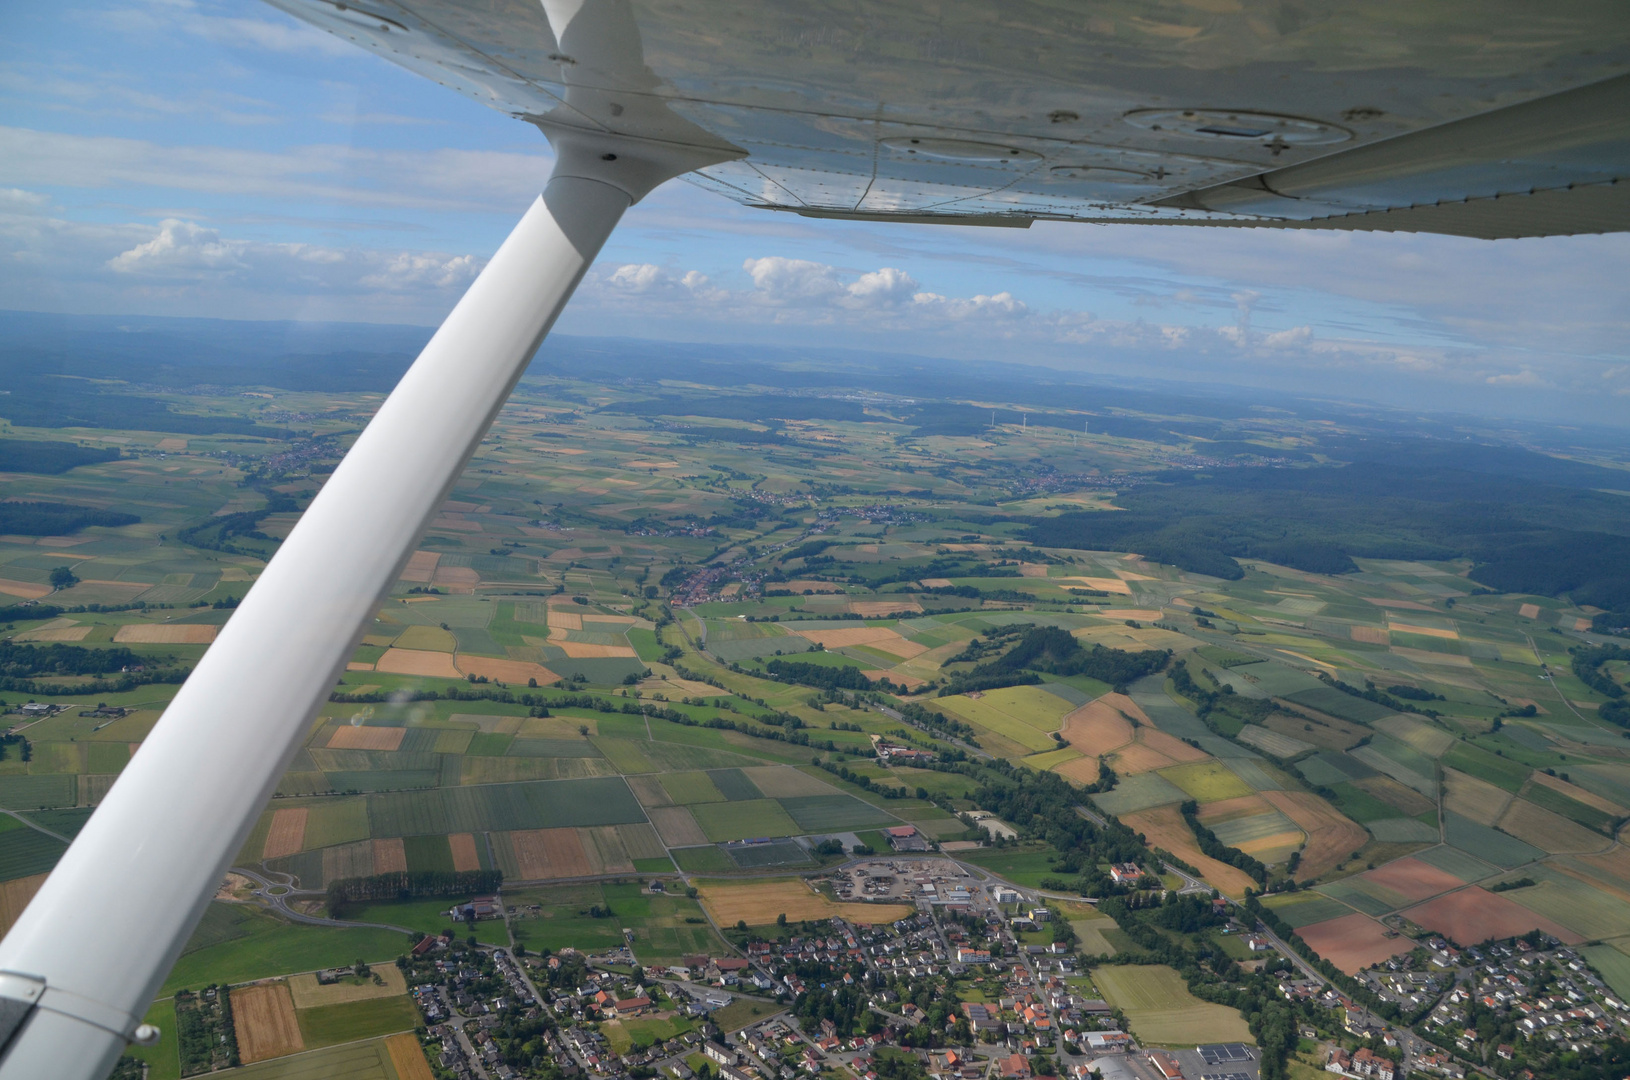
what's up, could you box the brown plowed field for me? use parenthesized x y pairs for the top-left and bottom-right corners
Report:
(1527, 771), (1627, 815)
(1110, 741), (1180, 775)
(850, 600), (923, 617)
(1059, 701), (1134, 757)
(1444, 768), (1512, 825)
(375, 648), (461, 677)
(262, 808), (308, 859)
(1265, 711), (1367, 751)
(1139, 728), (1209, 764)
(0, 875), (47, 936)
(327, 725), (405, 751)
(627, 775), (673, 808)
(1352, 776), (1435, 816)
(1054, 755), (1112, 785)
(699, 879), (913, 927)
(399, 550), (440, 583)
(1497, 799), (1609, 854)
(1296, 913), (1411, 974)
(1357, 858), (1466, 903)
(1403, 887), (1583, 945)
(1261, 790), (1367, 880)
(448, 833), (482, 872)
(1197, 794), (1275, 824)
(510, 827), (592, 879)
(372, 837), (408, 874)
(1349, 626), (1389, 644)
(233, 983), (303, 1063)
(112, 624), (217, 643)
(579, 826), (634, 874)
(1119, 805), (1258, 896)
(456, 655), (560, 685)
(648, 806), (708, 847)
(386, 1032), (436, 1080)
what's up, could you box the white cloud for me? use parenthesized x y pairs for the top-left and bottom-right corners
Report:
(107, 219), (246, 277)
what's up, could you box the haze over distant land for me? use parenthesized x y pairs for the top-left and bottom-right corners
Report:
(2, 1), (1628, 425)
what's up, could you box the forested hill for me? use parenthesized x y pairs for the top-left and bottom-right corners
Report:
(1023, 441), (1630, 610)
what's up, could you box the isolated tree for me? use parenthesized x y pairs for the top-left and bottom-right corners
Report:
(49, 566), (78, 590)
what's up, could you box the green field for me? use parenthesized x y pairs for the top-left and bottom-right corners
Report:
(707, 768), (764, 801)
(712, 998), (783, 1032)
(1262, 892), (1356, 928)
(1159, 761), (1253, 803)
(659, 771), (727, 804)
(403, 833), (454, 873)
(960, 845), (1062, 888)
(0, 775), (76, 809)
(634, 856), (676, 873)
(1582, 945), (1630, 1000)
(1091, 964), (1253, 1045)
(672, 845), (736, 873)
(1443, 743), (1532, 793)
(0, 827), (67, 881)
(228, 1038), (401, 1079)
(297, 996), (419, 1050)
(339, 895), (510, 946)
(365, 776), (646, 835)
(163, 907), (413, 995)
(690, 799), (800, 842)
(778, 794), (895, 832)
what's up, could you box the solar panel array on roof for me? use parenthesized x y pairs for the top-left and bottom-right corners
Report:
(1197, 1044), (1254, 1065)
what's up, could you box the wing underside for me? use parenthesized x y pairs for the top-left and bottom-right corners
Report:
(267, 0), (1630, 237)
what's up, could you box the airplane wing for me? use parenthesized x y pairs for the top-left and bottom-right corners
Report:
(258, 0), (1630, 238)
(1, 4), (1626, 1077)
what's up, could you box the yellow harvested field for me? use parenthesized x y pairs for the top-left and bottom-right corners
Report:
(155, 437), (188, 451)
(1058, 699), (1135, 756)
(1519, 604), (1542, 618)
(112, 623), (217, 643)
(1238, 830), (1306, 861)
(449, 833), (482, 872)
(555, 640), (639, 658)
(510, 827), (592, 879)
(1019, 563), (1050, 577)
(547, 609), (583, 630)
(457, 655), (560, 684)
(0, 579), (52, 600)
(1119, 805), (1258, 896)
(14, 625), (92, 641)
(1444, 767), (1512, 825)
(1095, 608), (1165, 621)
(648, 806), (708, 847)
(399, 550), (440, 583)
(346, 661), (375, 671)
(1261, 789), (1368, 881)
(743, 766), (839, 797)
(263, 808), (308, 859)
(233, 983), (303, 1063)
(793, 626), (917, 651)
(395, 625), (456, 651)
(1059, 576), (1132, 595)
(1527, 771), (1626, 815)
(1497, 799), (1609, 854)
(0, 875), (47, 936)
(1389, 622), (1459, 639)
(387, 1032), (437, 1080)
(699, 879), (915, 927)
(850, 600), (922, 616)
(327, 725), (405, 751)
(1054, 755), (1111, 785)
(373, 837), (408, 874)
(375, 648), (462, 677)
(1573, 617), (1594, 632)
(1375, 715), (1454, 756)
(288, 965), (407, 1008)
(1350, 626), (1389, 644)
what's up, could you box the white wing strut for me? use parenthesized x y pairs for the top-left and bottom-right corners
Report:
(0, 122), (725, 1075)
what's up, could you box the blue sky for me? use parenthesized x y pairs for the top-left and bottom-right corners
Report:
(3, 0), (1629, 425)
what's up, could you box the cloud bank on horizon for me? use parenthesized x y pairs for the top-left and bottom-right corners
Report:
(1, 0), (1627, 425)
